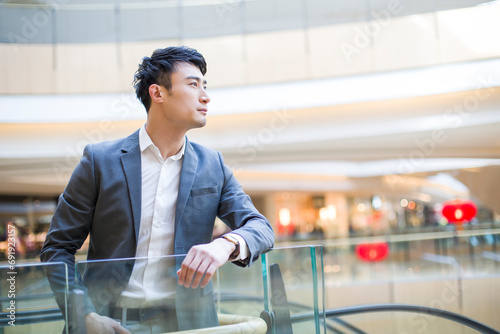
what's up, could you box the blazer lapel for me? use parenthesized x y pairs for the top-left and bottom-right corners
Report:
(175, 138), (198, 231)
(120, 130), (142, 241)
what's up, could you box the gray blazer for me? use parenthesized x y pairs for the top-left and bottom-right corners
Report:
(40, 130), (274, 331)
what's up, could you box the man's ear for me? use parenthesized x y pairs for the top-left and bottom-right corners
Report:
(149, 84), (164, 104)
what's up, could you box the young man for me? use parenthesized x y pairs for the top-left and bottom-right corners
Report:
(41, 46), (274, 334)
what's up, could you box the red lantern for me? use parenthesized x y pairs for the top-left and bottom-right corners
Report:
(441, 199), (477, 224)
(355, 242), (389, 262)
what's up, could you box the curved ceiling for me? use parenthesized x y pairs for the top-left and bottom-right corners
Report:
(1, 1), (499, 215)
(1, 75), (499, 211)
(0, 0), (492, 43)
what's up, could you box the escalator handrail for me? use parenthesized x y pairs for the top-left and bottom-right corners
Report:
(291, 303), (500, 334)
(1, 293), (497, 333)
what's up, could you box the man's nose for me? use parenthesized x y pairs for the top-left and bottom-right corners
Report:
(201, 91), (210, 104)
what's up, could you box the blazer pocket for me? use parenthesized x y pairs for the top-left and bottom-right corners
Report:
(191, 186), (218, 197)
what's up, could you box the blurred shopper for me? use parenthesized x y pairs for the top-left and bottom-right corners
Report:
(41, 46), (274, 334)
(1, 220), (27, 258)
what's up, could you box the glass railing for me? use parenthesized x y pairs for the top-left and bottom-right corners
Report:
(0, 262), (68, 334)
(215, 251), (266, 320)
(320, 230), (500, 333)
(75, 254), (270, 333)
(262, 245), (325, 334)
(0, 231), (499, 333)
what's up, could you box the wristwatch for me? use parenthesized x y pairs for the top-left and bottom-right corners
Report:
(222, 234), (240, 261)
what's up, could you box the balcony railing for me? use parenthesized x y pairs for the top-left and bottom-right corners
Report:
(1, 229), (499, 333)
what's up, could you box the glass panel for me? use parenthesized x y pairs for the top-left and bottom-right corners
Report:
(215, 255), (267, 319)
(323, 239), (393, 308)
(0, 262), (68, 334)
(311, 245), (326, 334)
(450, 232), (500, 330)
(264, 245), (324, 334)
(326, 311), (491, 334)
(453, 232), (500, 277)
(75, 255), (269, 333)
(76, 255), (182, 333)
(321, 231), (500, 332)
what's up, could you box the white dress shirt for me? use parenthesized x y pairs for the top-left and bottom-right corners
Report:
(118, 125), (247, 308)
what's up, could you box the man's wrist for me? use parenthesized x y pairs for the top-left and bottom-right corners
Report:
(222, 234), (240, 261)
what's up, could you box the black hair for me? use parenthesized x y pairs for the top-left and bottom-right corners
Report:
(133, 46), (207, 112)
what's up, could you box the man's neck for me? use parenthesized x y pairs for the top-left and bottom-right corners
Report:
(145, 121), (185, 160)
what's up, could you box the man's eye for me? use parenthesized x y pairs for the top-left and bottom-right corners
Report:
(190, 82), (198, 87)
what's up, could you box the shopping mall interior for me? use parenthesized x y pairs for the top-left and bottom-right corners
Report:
(0, 0), (500, 333)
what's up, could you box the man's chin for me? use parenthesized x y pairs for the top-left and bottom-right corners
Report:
(189, 119), (207, 130)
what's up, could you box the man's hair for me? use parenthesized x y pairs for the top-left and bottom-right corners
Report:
(133, 46), (207, 112)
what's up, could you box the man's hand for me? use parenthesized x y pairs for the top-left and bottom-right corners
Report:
(85, 312), (131, 334)
(177, 238), (235, 289)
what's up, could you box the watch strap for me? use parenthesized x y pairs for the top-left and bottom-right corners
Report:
(222, 234), (240, 261)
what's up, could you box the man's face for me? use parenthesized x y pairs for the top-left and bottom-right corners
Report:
(160, 62), (210, 131)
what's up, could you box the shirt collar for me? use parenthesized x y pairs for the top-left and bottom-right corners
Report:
(139, 124), (186, 161)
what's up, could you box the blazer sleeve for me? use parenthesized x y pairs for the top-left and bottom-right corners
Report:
(40, 145), (98, 320)
(216, 152), (275, 266)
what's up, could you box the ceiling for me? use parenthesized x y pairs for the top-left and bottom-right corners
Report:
(1, 79), (499, 214)
(1, 1), (499, 214)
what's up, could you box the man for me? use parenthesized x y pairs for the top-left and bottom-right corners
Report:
(40, 46), (274, 334)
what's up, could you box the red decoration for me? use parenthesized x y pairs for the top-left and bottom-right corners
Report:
(441, 199), (477, 224)
(355, 242), (389, 262)
(275, 219), (295, 236)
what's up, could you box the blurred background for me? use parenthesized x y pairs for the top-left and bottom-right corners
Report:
(1, 1), (500, 333)
(1, 0), (499, 254)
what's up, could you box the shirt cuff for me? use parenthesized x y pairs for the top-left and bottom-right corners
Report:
(227, 233), (248, 261)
